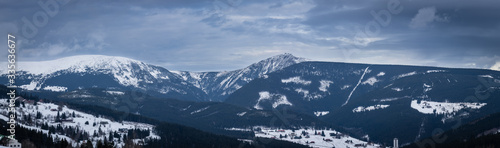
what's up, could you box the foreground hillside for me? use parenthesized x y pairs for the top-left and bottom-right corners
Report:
(0, 85), (309, 148)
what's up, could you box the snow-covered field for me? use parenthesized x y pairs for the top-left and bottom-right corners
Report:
(229, 127), (383, 148)
(0, 98), (159, 147)
(410, 100), (486, 115)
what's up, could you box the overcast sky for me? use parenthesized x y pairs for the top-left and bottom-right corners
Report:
(1, 0), (499, 71)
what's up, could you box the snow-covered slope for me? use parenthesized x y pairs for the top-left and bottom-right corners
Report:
(0, 55), (208, 101)
(0, 98), (158, 147)
(172, 53), (306, 101)
(0, 54), (305, 102)
(3, 55), (147, 77)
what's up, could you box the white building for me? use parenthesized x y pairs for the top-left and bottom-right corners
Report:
(393, 138), (398, 148)
(7, 139), (21, 148)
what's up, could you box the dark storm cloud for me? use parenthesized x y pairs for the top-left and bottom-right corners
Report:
(301, 0), (500, 69)
(0, 0), (498, 71)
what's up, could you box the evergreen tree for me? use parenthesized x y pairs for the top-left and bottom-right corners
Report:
(27, 114), (32, 124)
(62, 112), (67, 120)
(81, 140), (93, 148)
(56, 111), (60, 122)
(109, 132), (113, 141)
(36, 111), (42, 119)
(97, 140), (103, 148)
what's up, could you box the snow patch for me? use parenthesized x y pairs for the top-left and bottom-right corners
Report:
(362, 77), (378, 86)
(341, 85), (351, 90)
(375, 96), (410, 102)
(427, 70), (447, 73)
(352, 105), (389, 112)
(20, 81), (39, 91)
(254, 91), (292, 110)
(295, 88), (325, 101)
(410, 100), (486, 115)
(191, 106), (210, 114)
(423, 83), (432, 93)
(106, 90), (125, 95)
(392, 88), (403, 91)
(379, 98), (400, 102)
(189, 72), (202, 80)
(314, 111), (329, 117)
(237, 112), (247, 116)
(319, 80), (333, 92)
(43, 86), (67, 92)
(396, 71), (417, 79)
(224, 127), (252, 132)
(479, 75), (494, 78)
(281, 76), (312, 85)
(295, 88), (310, 98)
(376, 72), (385, 76)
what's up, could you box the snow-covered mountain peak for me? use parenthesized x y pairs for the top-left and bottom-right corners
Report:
(245, 53), (306, 75)
(252, 53), (306, 66)
(168, 53), (307, 101)
(3, 55), (213, 100)
(5, 55), (148, 75)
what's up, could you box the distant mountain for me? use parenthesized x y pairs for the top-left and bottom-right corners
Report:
(0, 54), (305, 102)
(224, 61), (500, 144)
(0, 55), (208, 101)
(171, 53), (306, 101)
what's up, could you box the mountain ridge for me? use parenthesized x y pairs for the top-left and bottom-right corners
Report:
(224, 61), (500, 144)
(169, 53), (307, 101)
(0, 53), (308, 102)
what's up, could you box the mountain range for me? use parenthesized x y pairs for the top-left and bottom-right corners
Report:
(225, 61), (500, 143)
(0, 53), (304, 102)
(1, 53), (500, 146)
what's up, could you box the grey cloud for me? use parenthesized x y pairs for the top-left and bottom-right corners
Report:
(0, 0), (499, 71)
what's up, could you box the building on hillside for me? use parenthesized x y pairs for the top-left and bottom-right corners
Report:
(7, 139), (21, 147)
(394, 138), (399, 148)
